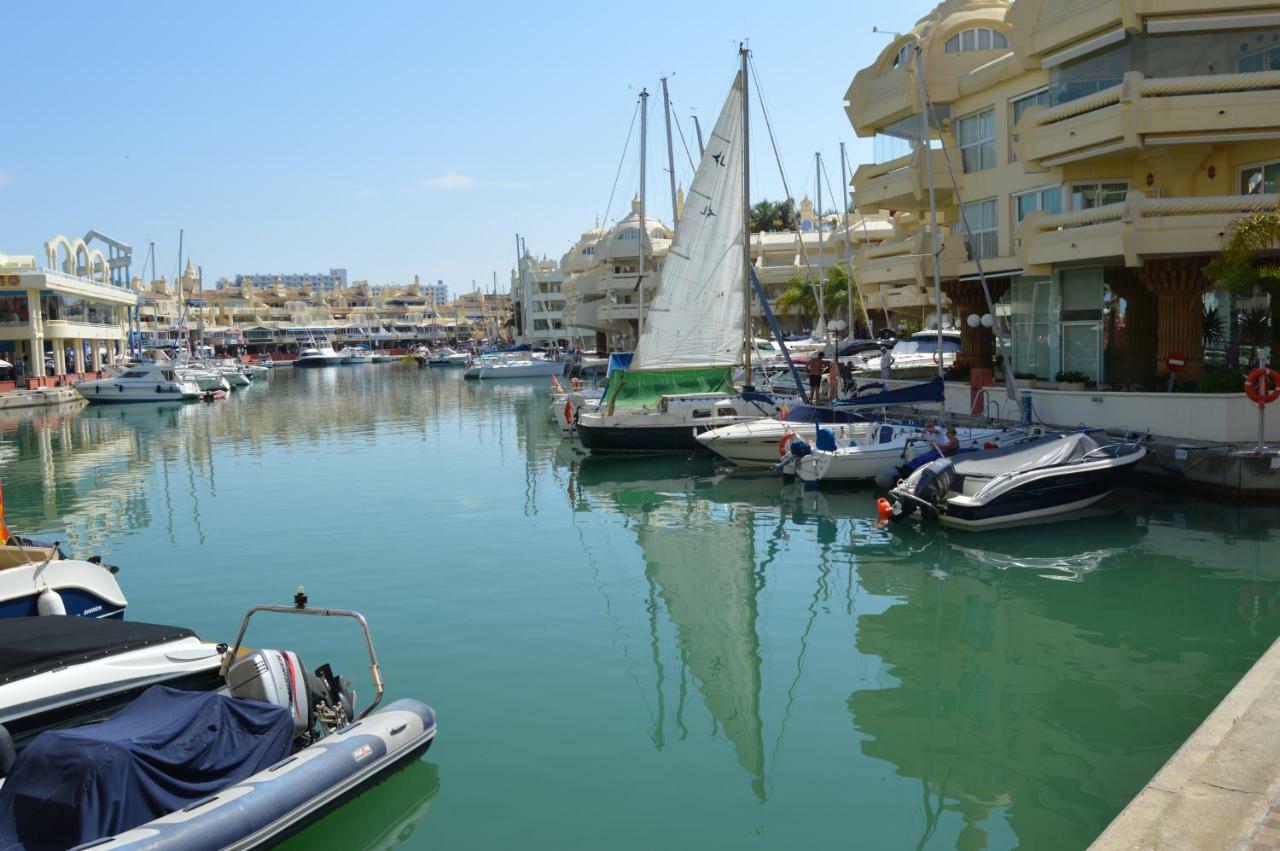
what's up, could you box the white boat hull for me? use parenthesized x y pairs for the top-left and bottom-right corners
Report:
(473, 361), (565, 380)
(697, 419), (873, 468)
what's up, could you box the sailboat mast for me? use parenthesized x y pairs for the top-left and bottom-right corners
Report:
(816, 151), (826, 344)
(692, 114), (705, 158)
(177, 229), (185, 352)
(661, 77), (679, 226)
(513, 233), (525, 343)
(637, 88), (649, 343)
(740, 46), (753, 389)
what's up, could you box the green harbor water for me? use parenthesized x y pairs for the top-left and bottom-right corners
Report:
(3, 365), (1278, 850)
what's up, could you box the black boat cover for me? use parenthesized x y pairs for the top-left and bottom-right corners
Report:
(0, 617), (197, 686)
(953, 433), (1101, 477)
(0, 686), (291, 851)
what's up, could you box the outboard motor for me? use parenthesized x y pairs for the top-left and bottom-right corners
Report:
(874, 464), (910, 491)
(789, 439), (813, 459)
(911, 458), (956, 508)
(226, 650), (356, 743)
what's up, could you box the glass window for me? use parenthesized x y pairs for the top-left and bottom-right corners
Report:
(1071, 182), (1128, 210)
(1014, 186), (1062, 223)
(1009, 88), (1051, 161)
(1050, 42), (1130, 105)
(1011, 277), (1056, 380)
(960, 198), (999, 260)
(943, 28), (1009, 54)
(1240, 161), (1280, 195)
(962, 30), (975, 52)
(957, 109), (996, 173)
(890, 43), (910, 69)
(1062, 323), (1101, 381)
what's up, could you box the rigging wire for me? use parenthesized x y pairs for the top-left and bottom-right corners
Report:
(669, 108), (698, 173)
(600, 99), (642, 230)
(844, 145), (892, 329)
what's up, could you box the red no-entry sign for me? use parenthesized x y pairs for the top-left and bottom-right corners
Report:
(1166, 352), (1187, 373)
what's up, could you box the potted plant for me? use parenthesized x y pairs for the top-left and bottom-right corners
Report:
(1013, 371), (1039, 389)
(1054, 370), (1090, 391)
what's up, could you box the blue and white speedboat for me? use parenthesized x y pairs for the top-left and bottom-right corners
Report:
(0, 544), (127, 619)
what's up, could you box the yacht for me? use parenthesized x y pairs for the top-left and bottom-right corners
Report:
(293, 337), (343, 368)
(426, 347), (470, 367)
(576, 59), (780, 453)
(885, 432), (1147, 529)
(338, 346), (372, 365)
(696, 407), (876, 468)
(466, 353), (564, 380)
(0, 595), (437, 851)
(856, 330), (961, 378)
(77, 363), (201, 404)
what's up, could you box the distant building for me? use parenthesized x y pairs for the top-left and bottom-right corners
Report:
(234, 268), (348, 291)
(426, 280), (449, 307)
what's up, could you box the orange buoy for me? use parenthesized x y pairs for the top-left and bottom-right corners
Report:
(1245, 367), (1280, 407)
(876, 497), (893, 521)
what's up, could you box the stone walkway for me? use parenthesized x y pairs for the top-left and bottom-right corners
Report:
(1092, 637), (1280, 850)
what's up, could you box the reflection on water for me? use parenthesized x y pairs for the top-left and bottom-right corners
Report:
(2, 368), (1278, 849)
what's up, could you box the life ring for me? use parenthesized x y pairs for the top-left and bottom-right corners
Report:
(1239, 583), (1276, 623)
(1245, 367), (1280, 407)
(564, 401), (573, 426)
(778, 431), (797, 458)
(570, 377), (582, 391)
(932, 351), (940, 365)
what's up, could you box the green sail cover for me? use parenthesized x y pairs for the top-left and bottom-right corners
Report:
(603, 367), (735, 411)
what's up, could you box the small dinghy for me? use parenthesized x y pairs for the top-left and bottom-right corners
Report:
(0, 591), (436, 851)
(884, 432), (1146, 530)
(0, 544), (127, 619)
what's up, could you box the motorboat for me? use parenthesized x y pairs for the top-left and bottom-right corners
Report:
(0, 617), (225, 749)
(177, 365), (232, 393)
(370, 351), (398, 363)
(292, 338), (343, 368)
(466, 354), (565, 380)
(695, 407), (875, 468)
(0, 594), (437, 851)
(784, 423), (1028, 488)
(0, 544), (127, 619)
(242, 362), (270, 378)
(855, 330), (961, 378)
(213, 362), (252, 388)
(885, 431), (1147, 530)
(426, 347), (469, 367)
(77, 363), (201, 404)
(338, 346), (372, 365)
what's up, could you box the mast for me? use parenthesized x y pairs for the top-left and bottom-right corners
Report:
(816, 151), (826, 345)
(840, 142), (860, 336)
(916, 43), (945, 378)
(637, 88), (649, 343)
(661, 77), (679, 226)
(740, 45), (753, 390)
(692, 113), (706, 158)
(177, 229), (184, 352)
(513, 233), (526, 343)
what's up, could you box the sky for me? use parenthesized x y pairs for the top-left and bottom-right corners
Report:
(1, 1), (938, 297)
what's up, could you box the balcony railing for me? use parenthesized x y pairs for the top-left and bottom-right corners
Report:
(1020, 191), (1280, 269)
(1017, 70), (1280, 167)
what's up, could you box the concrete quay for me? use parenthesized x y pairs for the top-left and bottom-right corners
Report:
(1091, 637), (1280, 850)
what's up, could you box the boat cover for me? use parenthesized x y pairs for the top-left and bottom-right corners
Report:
(780, 405), (870, 424)
(0, 618), (196, 686)
(0, 686), (291, 851)
(953, 433), (1100, 477)
(605, 352), (633, 376)
(835, 378), (945, 409)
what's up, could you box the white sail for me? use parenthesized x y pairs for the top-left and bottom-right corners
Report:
(631, 71), (745, 370)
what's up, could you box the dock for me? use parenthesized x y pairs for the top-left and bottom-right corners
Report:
(1092, 637), (1280, 849)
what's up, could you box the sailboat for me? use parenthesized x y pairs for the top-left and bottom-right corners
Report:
(576, 50), (778, 454)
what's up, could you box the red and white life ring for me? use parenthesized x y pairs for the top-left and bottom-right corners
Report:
(778, 431), (797, 458)
(1245, 367), (1280, 407)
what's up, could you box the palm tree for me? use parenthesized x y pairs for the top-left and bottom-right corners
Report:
(749, 199), (798, 233)
(1209, 207), (1280, 367)
(773, 264), (863, 332)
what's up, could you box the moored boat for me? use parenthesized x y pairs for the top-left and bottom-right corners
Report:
(885, 431), (1147, 529)
(76, 363), (201, 404)
(293, 338), (343, 368)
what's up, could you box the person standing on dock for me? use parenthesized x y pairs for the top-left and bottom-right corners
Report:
(808, 352), (827, 401)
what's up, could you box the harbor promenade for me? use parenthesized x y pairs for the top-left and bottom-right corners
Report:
(1093, 636), (1280, 849)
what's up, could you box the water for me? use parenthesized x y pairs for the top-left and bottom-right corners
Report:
(3, 365), (1278, 850)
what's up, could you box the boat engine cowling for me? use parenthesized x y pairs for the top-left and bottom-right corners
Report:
(911, 458), (956, 507)
(226, 649), (311, 736)
(226, 650), (356, 741)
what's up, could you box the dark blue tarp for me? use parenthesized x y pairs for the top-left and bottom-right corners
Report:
(834, 377), (946, 409)
(605, 352), (633, 376)
(0, 686), (292, 851)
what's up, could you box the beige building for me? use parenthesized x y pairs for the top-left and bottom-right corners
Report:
(0, 233), (136, 380)
(846, 0), (1280, 387)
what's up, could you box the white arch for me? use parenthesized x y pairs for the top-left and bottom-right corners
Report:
(71, 239), (90, 277)
(89, 249), (109, 283)
(44, 234), (74, 271)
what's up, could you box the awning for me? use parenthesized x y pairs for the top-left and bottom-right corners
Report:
(958, 268), (1022, 282)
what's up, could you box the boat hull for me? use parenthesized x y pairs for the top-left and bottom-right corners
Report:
(938, 467), (1133, 530)
(697, 421), (872, 468)
(292, 357), (343, 368)
(467, 362), (565, 380)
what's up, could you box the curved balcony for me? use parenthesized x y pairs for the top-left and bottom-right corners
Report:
(1018, 191), (1280, 271)
(855, 229), (967, 289)
(853, 148), (953, 214)
(1015, 70), (1280, 168)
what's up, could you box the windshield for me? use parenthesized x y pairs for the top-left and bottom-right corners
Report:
(891, 338), (961, 355)
(122, 370), (150, 379)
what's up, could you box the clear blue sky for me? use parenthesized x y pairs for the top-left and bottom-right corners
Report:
(2, 1), (937, 296)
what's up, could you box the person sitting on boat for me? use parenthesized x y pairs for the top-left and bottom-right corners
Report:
(941, 425), (960, 457)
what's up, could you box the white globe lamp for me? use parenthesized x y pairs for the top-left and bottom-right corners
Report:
(966, 313), (981, 328)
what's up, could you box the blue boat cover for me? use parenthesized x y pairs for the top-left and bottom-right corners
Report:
(0, 686), (292, 851)
(606, 352), (633, 376)
(835, 377), (946, 409)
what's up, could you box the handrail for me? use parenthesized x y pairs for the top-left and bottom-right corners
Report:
(1033, 202), (1126, 231)
(1032, 86), (1122, 126)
